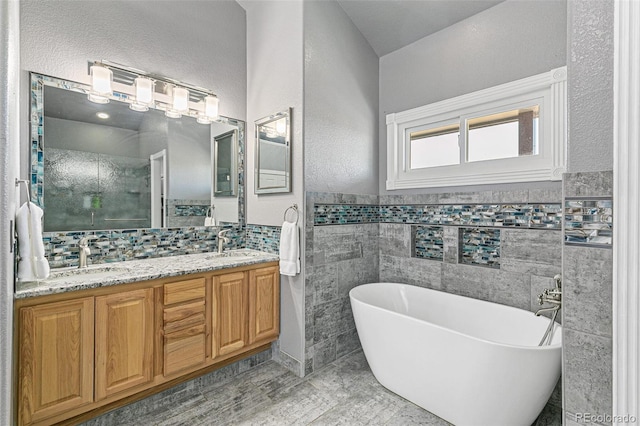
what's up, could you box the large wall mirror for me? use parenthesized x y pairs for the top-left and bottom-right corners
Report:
(29, 73), (244, 232)
(255, 108), (291, 194)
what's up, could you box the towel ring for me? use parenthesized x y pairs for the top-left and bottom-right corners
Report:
(284, 204), (299, 223)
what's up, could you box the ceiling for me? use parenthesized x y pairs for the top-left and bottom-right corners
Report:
(336, 0), (505, 57)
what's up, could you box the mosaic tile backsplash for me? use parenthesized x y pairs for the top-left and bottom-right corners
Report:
(460, 228), (501, 268)
(314, 203), (562, 229)
(245, 224), (281, 254)
(42, 226), (243, 269)
(412, 226), (444, 261)
(564, 198), (613, 246)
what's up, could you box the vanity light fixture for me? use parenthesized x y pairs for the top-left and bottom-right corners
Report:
(130, 76), (154, 112)
(196, 95), (219, 124)
(87, 60), (220, 124)
(87, 65), (113, 104)
(165, 85), (189, 118)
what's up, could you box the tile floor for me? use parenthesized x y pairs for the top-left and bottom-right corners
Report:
(85, 349), (560, 425)
(84, 350), (449, 425)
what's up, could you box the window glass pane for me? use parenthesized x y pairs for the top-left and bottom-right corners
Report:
(409, 124), (460, 169)
(467, 106), (539, 163)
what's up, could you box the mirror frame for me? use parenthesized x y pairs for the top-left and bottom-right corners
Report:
(213, 129), (238, 197)
(29, 72), (246, 230)
(254, 108), (292, 194)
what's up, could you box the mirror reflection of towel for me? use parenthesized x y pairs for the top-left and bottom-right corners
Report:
(16, 202), (50, 281)
(279, 221), (300, 276)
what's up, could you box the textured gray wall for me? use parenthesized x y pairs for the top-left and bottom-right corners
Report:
(379, 0), (567, 195)
(566, 0), (614, 173)
(0, 1), (19, 423)
(304, 0), (379, 195)
(20, 0), (247, 185)
(563, 0), (615, 423)
(243, 0), (304, 228)
(241, 0), (305, 370)
(20, 0), (246, 120)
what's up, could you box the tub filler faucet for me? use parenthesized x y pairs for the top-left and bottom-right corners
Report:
(535, 274), (562, 316)
(535, 274), (562, 346)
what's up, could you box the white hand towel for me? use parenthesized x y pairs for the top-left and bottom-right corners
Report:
(279, 221), (300, 276)
(16, 202), (50, 281)
(204, 217), (216, 227)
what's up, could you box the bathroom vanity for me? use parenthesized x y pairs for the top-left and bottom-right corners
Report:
(14, 251), (280, 426)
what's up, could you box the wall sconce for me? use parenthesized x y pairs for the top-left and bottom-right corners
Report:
(87, 60), (220, 124)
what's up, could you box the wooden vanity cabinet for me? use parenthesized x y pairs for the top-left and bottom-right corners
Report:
(15, 261), (279, 426)
(17, 298), (94, 425)
(95, 288), (155, 400)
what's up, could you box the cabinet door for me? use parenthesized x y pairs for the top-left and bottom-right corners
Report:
(248, 265), (280, 344)
(18, 298), (94, 425)
(212, 271), (248, 358)
(95, 288), (154, 400)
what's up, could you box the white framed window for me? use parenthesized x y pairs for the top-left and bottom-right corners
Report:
(386, 67), (567, 190)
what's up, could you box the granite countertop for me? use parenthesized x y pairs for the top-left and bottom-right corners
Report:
(15, 249), (280, 299)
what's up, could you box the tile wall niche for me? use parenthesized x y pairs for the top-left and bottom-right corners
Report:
(562, 171), (614, 424)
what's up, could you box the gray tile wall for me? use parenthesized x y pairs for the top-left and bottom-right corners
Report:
(304, 192), (379, 375)
(562, 171), (613, 424)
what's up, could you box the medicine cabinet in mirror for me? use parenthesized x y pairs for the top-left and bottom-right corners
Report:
(255, 108), (291, 194)
(29, 73), (243, 232)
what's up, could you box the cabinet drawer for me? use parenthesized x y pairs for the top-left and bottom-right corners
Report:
(164, 325), (206, 376)
(164, 300), (205, 333)
(163, 278), (206, 305)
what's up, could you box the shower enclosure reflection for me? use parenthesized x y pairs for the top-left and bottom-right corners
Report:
(32, 74), (242, 232)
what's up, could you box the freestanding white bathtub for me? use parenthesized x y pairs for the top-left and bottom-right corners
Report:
(350, 283), (561, 426)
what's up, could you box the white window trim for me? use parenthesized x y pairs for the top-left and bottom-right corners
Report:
(386, 67), (567, 190)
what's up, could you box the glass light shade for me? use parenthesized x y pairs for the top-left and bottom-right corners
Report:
(88, 65), (113, 104)
(172, 87), (189, 112)
(130, 77), (154, 111)
(196, 95), (219, 124)
(204, 95), (219, 118)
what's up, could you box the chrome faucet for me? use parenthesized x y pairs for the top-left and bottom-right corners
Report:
(217, 229), (231, 254)
(535, 274), (562, 316)
(78, 236), (97, 268)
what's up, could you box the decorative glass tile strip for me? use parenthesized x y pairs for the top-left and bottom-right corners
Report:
(174, 205), (209, 217)
(245, 224), (281, 254)
(564, 198), (613, 246)
(460, 228), (501, 268)
(314, 204), (380, 225)
(42, 226), (243, 269)
(378, 204), (562, 229)
(412, 226), (444, 261)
